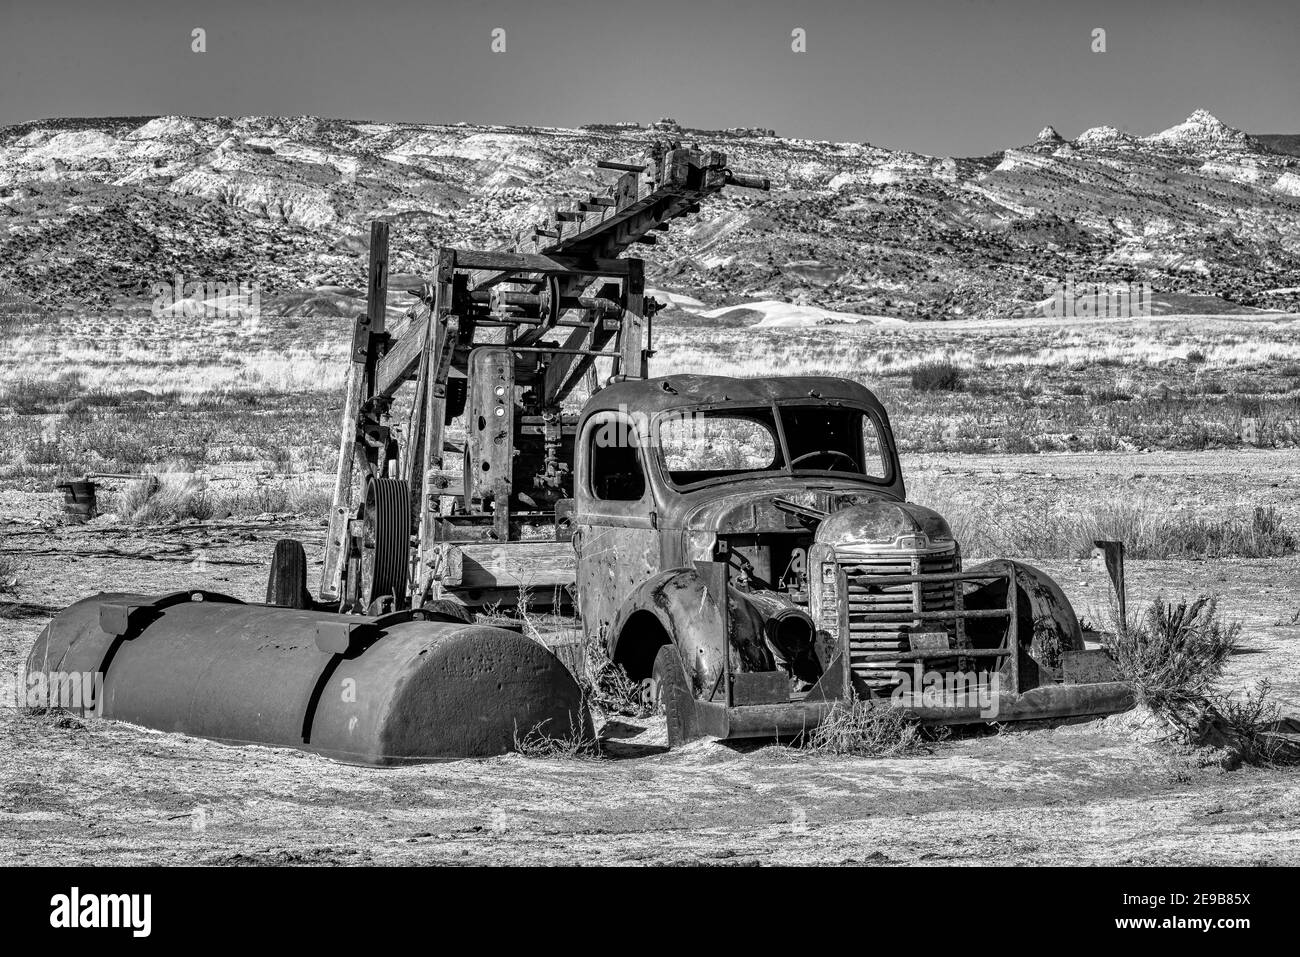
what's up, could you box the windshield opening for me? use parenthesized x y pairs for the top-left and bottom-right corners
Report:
(657, 404), (888, 488)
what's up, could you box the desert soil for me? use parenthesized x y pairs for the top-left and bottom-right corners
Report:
(1, 450), (1297, 866)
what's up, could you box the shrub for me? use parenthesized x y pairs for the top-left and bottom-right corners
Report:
(910, 359), (964, 392)
(1210, 681), (1293, 766)
(1101, 596), (1293, 765)
(1105, 596), (1238, 715)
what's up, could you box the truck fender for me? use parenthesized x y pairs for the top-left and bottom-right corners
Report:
(964, 559), (1084, 687)
(607, 567), (731, 695)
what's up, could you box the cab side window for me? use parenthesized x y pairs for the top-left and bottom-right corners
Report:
(588, 416), (647, 501)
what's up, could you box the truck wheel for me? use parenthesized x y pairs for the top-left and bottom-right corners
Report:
(652, 644), (701, 748)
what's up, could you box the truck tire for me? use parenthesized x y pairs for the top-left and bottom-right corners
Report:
(653, 644), (702, 748)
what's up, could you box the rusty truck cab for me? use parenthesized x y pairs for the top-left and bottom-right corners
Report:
(573, 374), (906, 671)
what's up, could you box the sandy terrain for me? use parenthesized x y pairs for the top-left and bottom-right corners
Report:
(1, 450), (1297, 866)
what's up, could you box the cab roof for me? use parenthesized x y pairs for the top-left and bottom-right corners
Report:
(581, 374), (884, 420)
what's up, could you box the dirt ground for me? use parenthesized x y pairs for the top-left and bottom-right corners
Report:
(1, 450), (1297, 866)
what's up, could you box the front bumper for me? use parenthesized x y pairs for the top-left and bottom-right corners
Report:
(691, 678), (1134, 740)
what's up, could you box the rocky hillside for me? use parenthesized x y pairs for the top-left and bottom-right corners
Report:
(1, 110), (1298, 320)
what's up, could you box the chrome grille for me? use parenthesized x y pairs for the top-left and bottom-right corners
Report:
(841, 549), (960, 688)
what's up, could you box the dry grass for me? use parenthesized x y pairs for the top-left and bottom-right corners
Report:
(0, 555), (19, 598)
(580, 638), (655, 719)
(511, 711), (601, 759)
(111, 472), (333, 524)
(803, 695), (939, 757)
(1, 312), (1296, 532)
(114, 473), (215, 524)
(657, 318), (1300, 453)
(508, 585), (652, 719)
(912, 478), (1297, 560)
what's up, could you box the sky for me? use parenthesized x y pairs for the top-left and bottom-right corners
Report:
(1, 0), (1296, 155)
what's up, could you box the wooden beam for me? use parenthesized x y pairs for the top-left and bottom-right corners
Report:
(597, 160), (646, 173)
(451, 248), (632, 277)
(435, 541), (576, 589)
(377, 313), (427, 397)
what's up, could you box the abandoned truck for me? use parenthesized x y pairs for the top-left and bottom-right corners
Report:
(27, 144), (1132, 763)
(569, 373), (1132, 745)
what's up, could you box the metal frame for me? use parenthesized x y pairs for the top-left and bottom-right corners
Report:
(319, 145), (770, 607)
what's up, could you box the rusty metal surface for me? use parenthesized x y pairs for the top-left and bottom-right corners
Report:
(569, 373), (1129, 740)
(605, 566), (728, 693)
(582, 373), (883, 417)
(26, 593), (589, 765)
(964, 559), (1085, 687)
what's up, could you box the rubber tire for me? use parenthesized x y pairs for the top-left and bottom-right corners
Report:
(652, 644), (702, 749)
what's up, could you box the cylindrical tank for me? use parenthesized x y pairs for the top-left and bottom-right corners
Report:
(25, 592), (590, 765)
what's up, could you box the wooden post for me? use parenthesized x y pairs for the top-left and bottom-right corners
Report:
(321, 364), (364, 601)
(618, 259), (646, 379)
(355, 221), (390, 361)
(416, 251), (454, 600)
(321, 221), (389, 601)
(1094, 540), (1127, 626)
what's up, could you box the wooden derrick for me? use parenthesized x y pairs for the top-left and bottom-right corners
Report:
(321, 145), (769, 608)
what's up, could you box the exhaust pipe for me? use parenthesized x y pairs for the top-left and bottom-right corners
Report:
(731, 589), (821, 683)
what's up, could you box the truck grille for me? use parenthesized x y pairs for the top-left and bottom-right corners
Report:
(841, 549), (959, 689)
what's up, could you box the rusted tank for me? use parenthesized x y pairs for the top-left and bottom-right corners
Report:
(25, 591), (589, 765)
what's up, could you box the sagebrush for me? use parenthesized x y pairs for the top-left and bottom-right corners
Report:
(1104, 596), (1295, 765)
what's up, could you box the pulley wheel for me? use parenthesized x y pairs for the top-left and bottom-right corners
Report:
(360, 477), (411, 609)
(537, 273), (563, 327)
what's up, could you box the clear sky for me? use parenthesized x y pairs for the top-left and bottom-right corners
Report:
(1, 0), (1296, 155)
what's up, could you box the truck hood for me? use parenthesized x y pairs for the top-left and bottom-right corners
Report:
(679, 481), (897, 535)
(814, 499), (955, 558)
